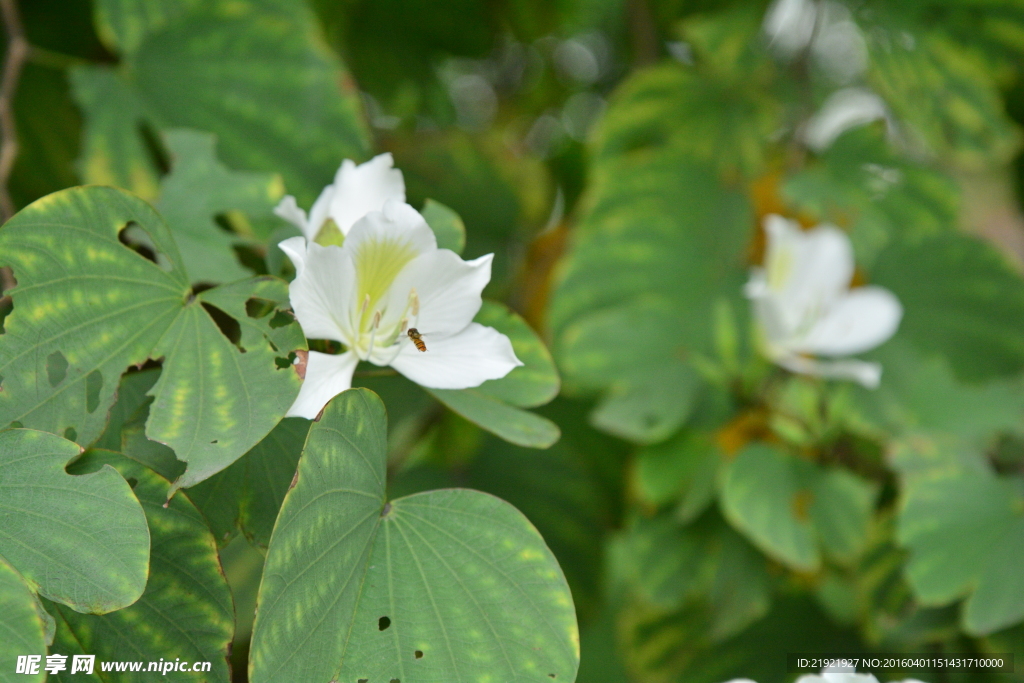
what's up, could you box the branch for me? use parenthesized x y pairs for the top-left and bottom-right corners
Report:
(0, 0), (28, 222)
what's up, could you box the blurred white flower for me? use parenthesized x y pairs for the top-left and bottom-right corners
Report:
(803, 87), (890, 151)
(745, 215), (903, 388)
(723, 668), (927, 683)
(764, 0), (869, 84)
(274, 153), (405, 246)
(279, 200), (522, 419)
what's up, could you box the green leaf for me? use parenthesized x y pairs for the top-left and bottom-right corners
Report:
(635, 431), (719, 522)
(188, 417), (309, 547)
(868, 29), (1021, 168)
(421, 198), (466, 254)
(550, 142), (750, 441)
(52, 450), (233, 681)
(0, 187), (304, 488)
(81, 0), (369, 205)
(249, 388), (579, 683)
(156, 129), (284, 284)
(852, 338), (1024, 443)
(784, 127), (959, 266)
(871, 232), (1024, 383)
(895, 441), (1024, 636)
(474, 300), (560, 408)
(94, 0), (197, 53)
(0, 429), (149, 613)
(719, 444), (878, 571)
(719, 444), (819, 572)
(618, 513), (770, 641)
(68, 66), (161, 201)
(427, 387), (561, 448)
(0, 555), (47, 683)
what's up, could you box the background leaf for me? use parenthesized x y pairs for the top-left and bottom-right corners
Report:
(51, 450), (234, 682)
(0, 429), (149, 613)
(0, 556), (47, 683)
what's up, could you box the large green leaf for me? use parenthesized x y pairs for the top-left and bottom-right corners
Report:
(851, 338), (1024, 443)
(249, 388), (579, 683)
(94, 0), (198, 53)
(188, 417), (309, 547)
(68, 67), (160, 201)
(77, 0), (369, 205)
(0, 429), (149, 613)
(0, 186), (304, 489)
(550, 131), (750, 441)
(634, 430), (719, 522)
(617, 513), (770, 641)
(0, 555), (47, 683)
(156, 129), (284, 284)
(784, 127), (959, 266)
(895, 439), (1024, 636)
(868, 28), (1021, 168)
(871, 232), (1024, 383)
(51, 450), (234, 682)
(421, 198), (466, 255)
(719, 444), (878, 572)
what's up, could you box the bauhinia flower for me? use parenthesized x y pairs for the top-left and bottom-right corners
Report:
(279, 200), (522, 419)
(744, 214), (903, 388)
(273, 152), (405, 246)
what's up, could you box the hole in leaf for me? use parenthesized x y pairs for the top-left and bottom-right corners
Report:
(85, 369), (103, 414)
(213, 212), (236, 235)
(8, 421), (22, 429)
(0, 265), (14, 335)
(63, 427), (77, 442)
(378, 616), (391, 631)
(245, 297), (276, 319)
(201, 303), (245, 352)
(137, 120), (170, 174)
(275, 353), (295, 370)
(118, 222), (173, 271)
(211, 440), (218, 444)
(46, 350), (68, 387)
(549, 675), (556, 679)
(125, 477), (138, 489)
(414, 651), (423, 659)
(357, 679), (368, 683)
(390, 679), (400, 683)
(269, 309), (294, 329)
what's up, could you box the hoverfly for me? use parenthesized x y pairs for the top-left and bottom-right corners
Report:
(407, 328), (427, 352)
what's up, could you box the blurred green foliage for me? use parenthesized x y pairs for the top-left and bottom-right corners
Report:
(7, 0), (1024, 680)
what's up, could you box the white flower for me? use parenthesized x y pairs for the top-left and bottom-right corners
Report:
(745, 215), (903, 388)
(764, 0), (868, 84)
(802, 88), (891, 152)
(273, 153), (405, 246)
(279, 200), (522, 419)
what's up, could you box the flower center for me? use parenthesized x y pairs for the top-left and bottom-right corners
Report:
(345, 235), (422, 360)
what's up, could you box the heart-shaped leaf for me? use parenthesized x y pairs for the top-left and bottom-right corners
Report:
(50, 450), (234, 681)
(0, 186), (304, 489)
(0, 429), (149, 613)
(0, 555), (47, 683)
(249, 388), (579, 683)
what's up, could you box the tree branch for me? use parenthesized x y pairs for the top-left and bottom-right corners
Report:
(0, 0), (28, 222)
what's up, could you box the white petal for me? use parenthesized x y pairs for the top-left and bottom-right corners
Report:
(795, 286), (903, 356)
(328, 153), (406, 235)
(763, 215), (855, 334)
(306, 183), (337, 242)
(803, 88), (888, 151)
(382, 251), (492, 338)
(777, 353), (884, 388)
(764, 0), (817, 55)
(273, 195), (308, 233)
(278, 236), (308, 276)
(288, 242), (358, 342)
(389, 322), (522, 389)
(344, 200), (437, 260)
(286, 350), (359, 418)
